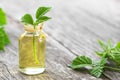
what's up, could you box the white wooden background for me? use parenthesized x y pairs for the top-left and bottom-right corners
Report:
(0, 0), (120, 80)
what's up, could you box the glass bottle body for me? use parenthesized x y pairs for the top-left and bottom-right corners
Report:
(19, 31), (46, 75)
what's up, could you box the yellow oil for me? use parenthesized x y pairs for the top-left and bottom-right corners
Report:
(19, 31), (46, 75)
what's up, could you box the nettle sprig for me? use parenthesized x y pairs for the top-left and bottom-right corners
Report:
(21, 7), (51, 28)
(0, 8), (10, 51)
(21, 7), (51, 64)
(70, 40), (120, 78)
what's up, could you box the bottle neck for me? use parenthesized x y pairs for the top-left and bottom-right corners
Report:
(25, 31), (40, 35)
(23, 23), (44, 35)
(24, 23), (44, 33)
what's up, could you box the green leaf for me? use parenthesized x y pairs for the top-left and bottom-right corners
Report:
(99, 58), (107, 66)
(90, 66), (103, 78)
(21, 7), (51, 27)
(35, 16), (51, 25)
(96, 51), (105, 57)
(0, 8), (10, 51)
(98, 40), (113, 51)
(0, 32), (4, 50)
(107, 39), (112, 49)
(70, 56), (92, 69)
(0, 28), (10, 45)
(1, 29), (10, 45)
(98, 40), (108, 51)
(90, 58), (107, 78)
(115, 42), (120, 49)
(0, 8), (7, 26)
(96, 51), (108, 58)
(21, 14), (34, 25)
(0, 26), (4, 29)
(109, 48), (120, 66)
(97, 40), (120, 66)
(36, 7), (51, 19)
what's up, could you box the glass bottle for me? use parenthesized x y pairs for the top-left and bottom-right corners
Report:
(19, 24), (46, 75)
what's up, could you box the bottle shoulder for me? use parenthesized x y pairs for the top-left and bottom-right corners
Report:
(19, 31), (47, 40)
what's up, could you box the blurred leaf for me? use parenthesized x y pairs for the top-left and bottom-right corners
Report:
(0, 8), (7, 26)
(115, 42), (120, 48)
(0, 31), (4, 51)
(0, 28), (10, 45)
(0, 8), (10, 51)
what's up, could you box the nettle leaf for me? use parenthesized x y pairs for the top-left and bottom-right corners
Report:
(36, 7), (51, 19)
(109, 48), (120, 66)
(98, 40), (113, 51)
(96, 51), (105, 57)
(98, 40), (108, 51)
(99, 58), (107, 66)
(90, 66), (103, 78)
(70, 56), (92, 69)
(21, 14), (34, 25)
(107, 39), (112, 50)
(110, 54), (120, 66)
(0, 8), (7, 26)
(90, 58), (107, 78)
(35, 16), (51, 25)
(70, 40), (120, 78)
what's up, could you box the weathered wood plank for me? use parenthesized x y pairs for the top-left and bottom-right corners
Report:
(1, 0), (120, 80)
(0, 16), (106, 80)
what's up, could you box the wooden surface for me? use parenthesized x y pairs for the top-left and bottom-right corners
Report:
(0, 0), (120, 80)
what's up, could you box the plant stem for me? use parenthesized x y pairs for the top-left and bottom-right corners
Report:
(105, 66), (120, 72)
(33, 26), (39, 64)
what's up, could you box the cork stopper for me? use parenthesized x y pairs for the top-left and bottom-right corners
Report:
(24, 23), (44, 32)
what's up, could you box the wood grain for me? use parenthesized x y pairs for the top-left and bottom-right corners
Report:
(0, 0), (120, 80)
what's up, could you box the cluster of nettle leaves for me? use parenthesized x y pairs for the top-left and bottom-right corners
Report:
(21, 7), (51, 27)
(0, 8), (10, 51)
(70, 40), (120, 78)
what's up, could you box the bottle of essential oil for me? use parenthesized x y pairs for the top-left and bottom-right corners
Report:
(19, 24), (46, 75)
(19, 6), (51, 75)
